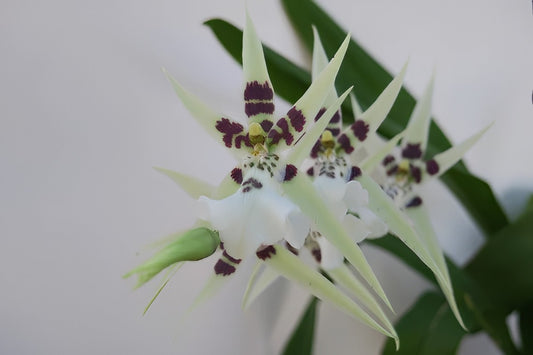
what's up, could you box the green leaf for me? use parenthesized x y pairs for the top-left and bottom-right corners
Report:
(382, 292), (466, 355)
(466, 194), (533, 311)
(282, 298), (318, 355)
(519, 303), (533, 354)
(278, 0), (508, 236)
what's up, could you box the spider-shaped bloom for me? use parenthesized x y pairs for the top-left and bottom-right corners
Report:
(126, 13), (397, 342)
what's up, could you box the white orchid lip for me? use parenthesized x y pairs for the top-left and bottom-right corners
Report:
(199, 167), (311, 261)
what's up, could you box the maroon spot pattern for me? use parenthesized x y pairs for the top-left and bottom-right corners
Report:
(406, 196), (423, 208)
(222, 251), (242, 264)
(287, 107), (306, 132)
(314, 108), (326, 122)
(330, 110), (341, 123)
(310, 140), (321, 158)
(285, 242), (299, 255)
(245, 102), (275, 117)
(329, 128), (340, 137)
(426, 159), (440, 175)
(311, 248), (322, 263)
(410, 165), (422, 183)
(382, 155), (395, 166)
(244, 81), (273, 101)
(214, 259), (236, 276)
(351, 120), (370, 141)
(231, 168), (243, 184)
(234, 134), (252, 149)
(386, 165), (398, 176)
(256, 245), (276, 260)
(307, 167), (314, 176)
(402, 143), (423, 159)
(260, 120), (274, 133)
(267, 118), (294, 145)
(337, 134), (354, 153)
(283, 164), (298, 182)
(215, 118), (244, 148)
(349, 166), (362, 180)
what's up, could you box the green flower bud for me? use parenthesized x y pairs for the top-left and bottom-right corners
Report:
(124, 227), (220, 288)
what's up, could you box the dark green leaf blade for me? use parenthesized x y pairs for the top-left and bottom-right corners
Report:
(280, 0), (508, 236)
(519, 303), (533, 353)
(282, 297), (319, 355)
(382, 292), (466, 355)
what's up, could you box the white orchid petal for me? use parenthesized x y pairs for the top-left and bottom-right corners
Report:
(282, 174), (393, 310)
(269, 34), (351, 151)
(342, 214), (370, 244)
(402, 74), (434, 151)
(356, 174), (446, 282)
(286, 88), (352, 168)
(406, 205), (466, 330)
(315, 236), (345, 270)
(360, 132), (404, 172)
(154, 167), (216, 199)
(343, 180), (369, 211)
(355, 208), (388, 238)
(263, 245), (397, 341)
(328, 264), (398, 344)
(429, 123), (492, 180)
(213, 172), (240, 199)
(242, 262), (280, 310)
(361, 62), (408, 134)
(312, 26), (338, 107)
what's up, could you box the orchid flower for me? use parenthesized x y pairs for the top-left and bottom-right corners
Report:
(125, 13), (398, 343)
(362, 74), (491, 329)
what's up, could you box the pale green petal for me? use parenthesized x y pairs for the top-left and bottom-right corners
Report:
(356, 174), (446, 282)
(361, 62), (407, 134)
(429, 123), (492, 180)
(406, 205), (466, 329)
(402, 74), (434, 151)
(350, 92), (364, 118)
(143, 263), (183, 315)
(329, 265), (397, 338)
(269, 34), (351, 151)
(154, 167), (216, 199)
(189, 270), (232, 311)
(243, 11), (274, 123)
(242, 262), (280, 310)
(281, 174), (393, 311)
(263, 245), (398, 343)
(360, 132), (404, 172)
(162, 68), (245, 158)
(312, 26), (338, 107)
(286, 87), (352, 167)
(213, 172), (240, 199)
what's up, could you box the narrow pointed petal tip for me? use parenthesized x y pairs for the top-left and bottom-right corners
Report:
(124, 227), (220, 288)
(263, 245), (396, 340)
(153, 167), (216, 199)
(403, 74), (435, 150)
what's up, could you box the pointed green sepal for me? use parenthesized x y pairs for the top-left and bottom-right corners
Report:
(356, 174), (446, 283)
(360, 62), (408, 134)
(162, 68), (244, 158)
(361, 132), (404, 172)
(268, 34), (351, 151)
(154, 167), (216, 199)
(286, 87), (352, 167)
(328, 265), (398, 343)
(263, 245), (398, 343)
(242, 262), (280, 310)
(402, 74), (434, 151)
(124, 227), (220, 288)
(405, 206), (466, 330)
(350, 92), (364, 118)
(143, 263), (183, 315)
(311, 26), (338, 107)
(428, 123), (492, 180)
(281, 173), (393, 311)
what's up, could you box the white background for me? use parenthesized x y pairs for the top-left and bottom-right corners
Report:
(1, 0), (532, 354)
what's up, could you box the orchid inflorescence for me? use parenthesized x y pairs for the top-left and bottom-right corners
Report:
(124, 11), (489, 346)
